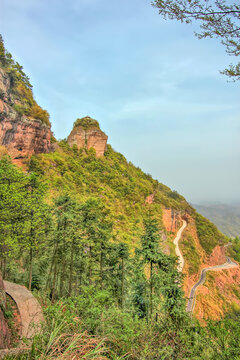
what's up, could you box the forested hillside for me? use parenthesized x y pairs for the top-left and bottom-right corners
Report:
(193, 203), (240, 238)
(1, 36), (240, 359)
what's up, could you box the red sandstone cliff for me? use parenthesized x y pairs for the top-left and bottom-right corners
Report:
(67, 116), (108, 157)
(0, 68), (52, 163)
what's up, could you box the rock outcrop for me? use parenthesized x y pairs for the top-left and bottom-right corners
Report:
(67, 116), (108, 157)
(0, 117), (52, 161)
(145, 194), (154, 204)
(0, 68), (52, 163)
(0, 272), (9, 349)
(162, 208), (180, 233)
(1, 40), (107, 162)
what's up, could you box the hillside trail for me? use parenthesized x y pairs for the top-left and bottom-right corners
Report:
(173, 220), (187, 272)
(172, 220), (239, 313)
(186, 257), (238, 312)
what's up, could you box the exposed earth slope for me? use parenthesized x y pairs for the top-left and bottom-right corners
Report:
(186, 257), (238, 313)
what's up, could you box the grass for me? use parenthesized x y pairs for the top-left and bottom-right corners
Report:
(195, 213), (226, 255)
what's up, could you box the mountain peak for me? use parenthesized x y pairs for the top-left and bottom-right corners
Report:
(68, 116), (108, 157)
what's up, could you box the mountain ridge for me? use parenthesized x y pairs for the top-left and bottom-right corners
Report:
(192, 203), (240, 238)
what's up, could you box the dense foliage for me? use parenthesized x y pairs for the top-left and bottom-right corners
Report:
(182, 235), (201, 275)
(194, 203), (240, 238)
(0, 155), (184, 308)
(73, 116), (100, 130)
(0, 156), (193, 358)
(0, 157), (50, 289)
(28, 142), (192, 248)
(0, 152), (239, 359)
(195, 213), (226, 254)
(228, 237), (240, 263)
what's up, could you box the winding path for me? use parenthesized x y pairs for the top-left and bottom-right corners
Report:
(186, 257), (238, 312)
(172, 220), (239, 313)
(173, 220), (187, 272)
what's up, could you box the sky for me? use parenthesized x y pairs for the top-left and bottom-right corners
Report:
(1, 0), (240, 204)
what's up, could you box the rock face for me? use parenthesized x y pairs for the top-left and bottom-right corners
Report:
(0, 68), (52, 162)
(0, 310), (9, 349)
(0, 272), (9, 349)
(4, 281), (44, 339)
(67, 116), (108, 157)
(145, 194), (154, 204)
(0, 117), (51, 161)
(162, 208), (180, 233)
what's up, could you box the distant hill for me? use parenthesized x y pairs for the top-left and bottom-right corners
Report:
(192, 203), (240, 238)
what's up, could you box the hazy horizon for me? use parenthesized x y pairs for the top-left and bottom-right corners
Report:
(1, 0), (240, 204)
(192, 201), (240, 207)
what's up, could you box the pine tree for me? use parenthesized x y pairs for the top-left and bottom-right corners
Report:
(22, 174), (50, 290)
(140, 216), (161, 319)
(0, 157), (28, 277)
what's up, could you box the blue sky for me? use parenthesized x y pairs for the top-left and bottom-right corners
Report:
(1, 0), (240, 203)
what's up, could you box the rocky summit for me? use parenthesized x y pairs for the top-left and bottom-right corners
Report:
(67, 116), (108, 157)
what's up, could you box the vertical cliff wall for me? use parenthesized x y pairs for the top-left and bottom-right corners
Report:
(0, 68), (52, 162)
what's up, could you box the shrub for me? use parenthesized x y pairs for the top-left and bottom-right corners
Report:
(195, 213), (225, 254)
(13, 103), (29, 116)
(182, 235), (201, 275)
(29, 103), (50, 126)
(73, 116), (100, 130)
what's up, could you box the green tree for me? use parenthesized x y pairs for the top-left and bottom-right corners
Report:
(46, 196), (113, 299)
(228, 237), (240, 262)
(152, 0), (240, 80)
(0, 35), (6, 66)
(206, 317), (240, 359)
(107, 242), (130, 308)
(116, 243), (129, 308)
(0, 157), (28, 277)
(0, 157), (50, 290)
(132, 254), (148, 319)
(159, 254), (186, 322)
(48, 194), (79, 298)
(22, 174), (50, 290)
(140, 216), (161, 319)
(79, 198), (112, 289)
